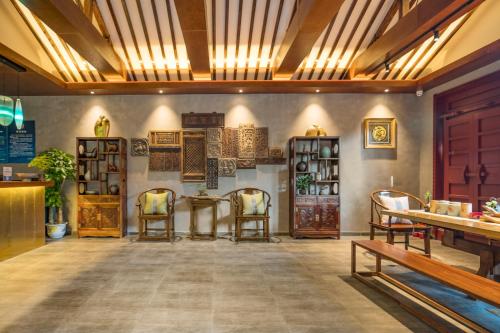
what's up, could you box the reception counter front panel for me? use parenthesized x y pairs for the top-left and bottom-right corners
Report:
(0, 181), (52, 261)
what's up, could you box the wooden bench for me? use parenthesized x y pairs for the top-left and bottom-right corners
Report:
(351, 240), (500, 333)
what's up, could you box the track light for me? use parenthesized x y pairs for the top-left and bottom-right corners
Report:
(433, 30), (440, 42)
(384, 62), (390, 73)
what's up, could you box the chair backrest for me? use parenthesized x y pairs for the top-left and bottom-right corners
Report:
(137, 188), (176, 215)
(223, 188), (271, 216)
(370, 189), (425, 225)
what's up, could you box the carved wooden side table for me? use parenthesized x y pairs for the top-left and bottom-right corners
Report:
(182, 195), (225, 240)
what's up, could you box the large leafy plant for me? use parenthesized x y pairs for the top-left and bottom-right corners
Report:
(29, 148), (76, 224)
(296, 174), (313, 192)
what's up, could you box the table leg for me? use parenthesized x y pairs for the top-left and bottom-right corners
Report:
(477, 248), (494, 277)
(212, 203), (217, 240)
(190, 206), (196, 239)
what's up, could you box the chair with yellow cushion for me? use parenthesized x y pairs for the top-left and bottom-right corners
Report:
(224, 188), (271, 242)
(137, 188), (176, 241)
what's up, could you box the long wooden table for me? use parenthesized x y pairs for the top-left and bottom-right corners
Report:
(381, 209), (500, 278)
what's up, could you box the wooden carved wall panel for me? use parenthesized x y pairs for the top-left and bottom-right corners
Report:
(149, 149), (180, 171)
(237, 159), (256, 169)
(131, 138), (149, 156)
(207, 128), (222, 142)
(100, 206), (120, 229)
(238, 124), (255, 159)
(255, 127), (269, 158)
(182, 112), (224, 128)
(182, 131), (206, 182)
(218, 158), (237, 177)
(149, 131), (181, 148)
(222, 128), (238, 158)
(207, 158), (218, 189)
(207, 143), (222, 158)
(269, 147), (283, 158)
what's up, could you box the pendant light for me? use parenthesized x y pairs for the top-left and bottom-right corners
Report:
(0, 71), (14, 127)
(14, 72), (23, 129)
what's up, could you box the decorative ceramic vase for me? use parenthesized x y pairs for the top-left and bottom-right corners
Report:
(78, 183), (86, 195)
(436, 200), (449, 215)
(305, 124), (327, 136)
(447, 202), (461, 217)
(320, 146), (331, 158)
(320, 185), (329, 195)
(78, 144), (85, 156)
(84, 170), (91, 181)
(109, 184), (119, 195)
(333, 143), (339, 156)
(94, 115), (110, 137)
(333, 182), (339, 195)
(460, 203), (472, 218)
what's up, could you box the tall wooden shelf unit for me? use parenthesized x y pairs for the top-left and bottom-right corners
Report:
(76, 137), (127, 238)
(289, 136), (340, 239)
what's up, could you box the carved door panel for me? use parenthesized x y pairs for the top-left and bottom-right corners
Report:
(295, 205), (316, 230)
(318, 204), (338, 230)
(79, 205), (99, 229)
(99, 204), (120, 229)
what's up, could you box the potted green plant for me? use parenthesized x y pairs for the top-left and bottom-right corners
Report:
(29, 148), (76, 239)
(296, 174), (313, 195)
(424, 191), (432, 212)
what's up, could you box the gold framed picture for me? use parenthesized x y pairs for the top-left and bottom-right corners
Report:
(364, 118), (397, 149)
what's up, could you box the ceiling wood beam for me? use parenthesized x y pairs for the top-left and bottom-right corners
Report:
(350, 0), (484, 78)
(273, 0), (344, 79)
(173, 0), (210, 80)
(19, 0), (125, 81)
(417, 39), (500, 91)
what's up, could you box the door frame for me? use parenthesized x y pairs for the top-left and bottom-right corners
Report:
(433, 70), (500, 199)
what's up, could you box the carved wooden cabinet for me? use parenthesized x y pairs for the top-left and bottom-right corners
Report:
(289, 136), (340, 238)
(76, 138), (127, 238)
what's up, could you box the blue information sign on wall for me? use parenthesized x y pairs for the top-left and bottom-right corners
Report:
(0, 121), (36, 164)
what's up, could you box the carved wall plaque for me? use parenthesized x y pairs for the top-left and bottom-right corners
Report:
(149, 130), (181, 148)
(131, 138), (149, 156)
(238, 124), (255, 159)
(207, 142), (222, 158)
(237, 159), (256, 169)
(255, 127), (269, 158)
(149, 149), (180, 171)
(207, 158), (218, 189)
(222, 128), (238, 158)
(182, 112), (224, 128)
(207, 128), (222, 142)
(218, 158), (236, 177)
(182, 130), (206, 182)
(269, 147), (283, 158)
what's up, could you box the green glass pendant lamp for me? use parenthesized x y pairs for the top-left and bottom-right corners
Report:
(14, 71), (24, 129)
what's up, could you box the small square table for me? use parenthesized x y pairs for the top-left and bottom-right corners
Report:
(182, 195), (226, 240)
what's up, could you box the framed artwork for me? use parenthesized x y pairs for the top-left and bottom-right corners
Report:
(149, 130), (181, 148)
(364, 118), (397, 149)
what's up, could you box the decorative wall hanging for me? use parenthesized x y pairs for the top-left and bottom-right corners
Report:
(181, 130), (206, 182)
(149, 130), (181, 148)
(364, 118), (397, 149)
(255, 127), (269, 158)
(238, 123), (255, 159)
(222, 128), (238, 158)
(182, 112), (224, 128)
(148, 149), (180, 171)
(269, 147), (283, 158)
(206, 128), (222, 142)
(131, 138), (149, 156)
(206, 158), (218, 189)
(207, 142), (222, 158)
(305, 124), (327, 136)
(218, 158), (237, 177)
(237, 159), (256, 169)
(94, 115), (110, 137)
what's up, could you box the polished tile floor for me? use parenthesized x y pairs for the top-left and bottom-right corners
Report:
(0, 236), (479, 333)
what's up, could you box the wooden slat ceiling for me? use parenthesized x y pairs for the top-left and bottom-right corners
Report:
(8, 0), (483, 85)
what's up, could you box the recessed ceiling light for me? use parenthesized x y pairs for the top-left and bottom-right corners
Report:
(238, 89), (243, 93)
(159, 90), (164, 94)
(315, 89), (320, 93)
(90, 91), (95, 95)
(384, 88), (390, 93)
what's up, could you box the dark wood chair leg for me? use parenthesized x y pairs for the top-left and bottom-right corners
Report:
(404, 233), (409, 250)
(235, 218), (241, 242)
(424, 229), (431, 257)
(264, 218), (270, 242)
(387, 230), (394, 245)
(138, 218), (144, 240)
(369, 225), (375, 240)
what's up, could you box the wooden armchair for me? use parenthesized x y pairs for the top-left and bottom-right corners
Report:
(224, 188), (271, 242)
(370, 190), (431, 256)
(137, 188), (176, 241)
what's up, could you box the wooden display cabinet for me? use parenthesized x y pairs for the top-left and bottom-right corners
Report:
(289, 136), (340, 238)
(76, 137), (127, 238)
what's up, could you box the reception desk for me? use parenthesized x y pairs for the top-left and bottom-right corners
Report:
(0, 181), (52, 261)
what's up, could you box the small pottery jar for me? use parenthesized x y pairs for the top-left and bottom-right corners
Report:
(84, 170), (91, 182)
(436, 200), (449, 215)
(296, 156), (307, 172)
(109, 184), (119, 195)
(447, 202), (461, 217)
(460, 203), (473, 218)
(320, 146), (331, 158)
(320, 185), (330, 195)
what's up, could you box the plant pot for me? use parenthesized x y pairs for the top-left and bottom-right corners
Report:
(46, 223), (67, 239)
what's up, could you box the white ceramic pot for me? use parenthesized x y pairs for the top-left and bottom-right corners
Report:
(460, 203), (473, 218)
(447, 202), (461, 217)
(46, 223), (67, 239)
(436, 200), (449, 215)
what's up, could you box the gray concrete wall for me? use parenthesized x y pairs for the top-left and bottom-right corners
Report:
(7, 93), (422, 234)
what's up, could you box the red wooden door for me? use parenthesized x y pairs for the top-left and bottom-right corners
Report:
(443, 107), (500, 210)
